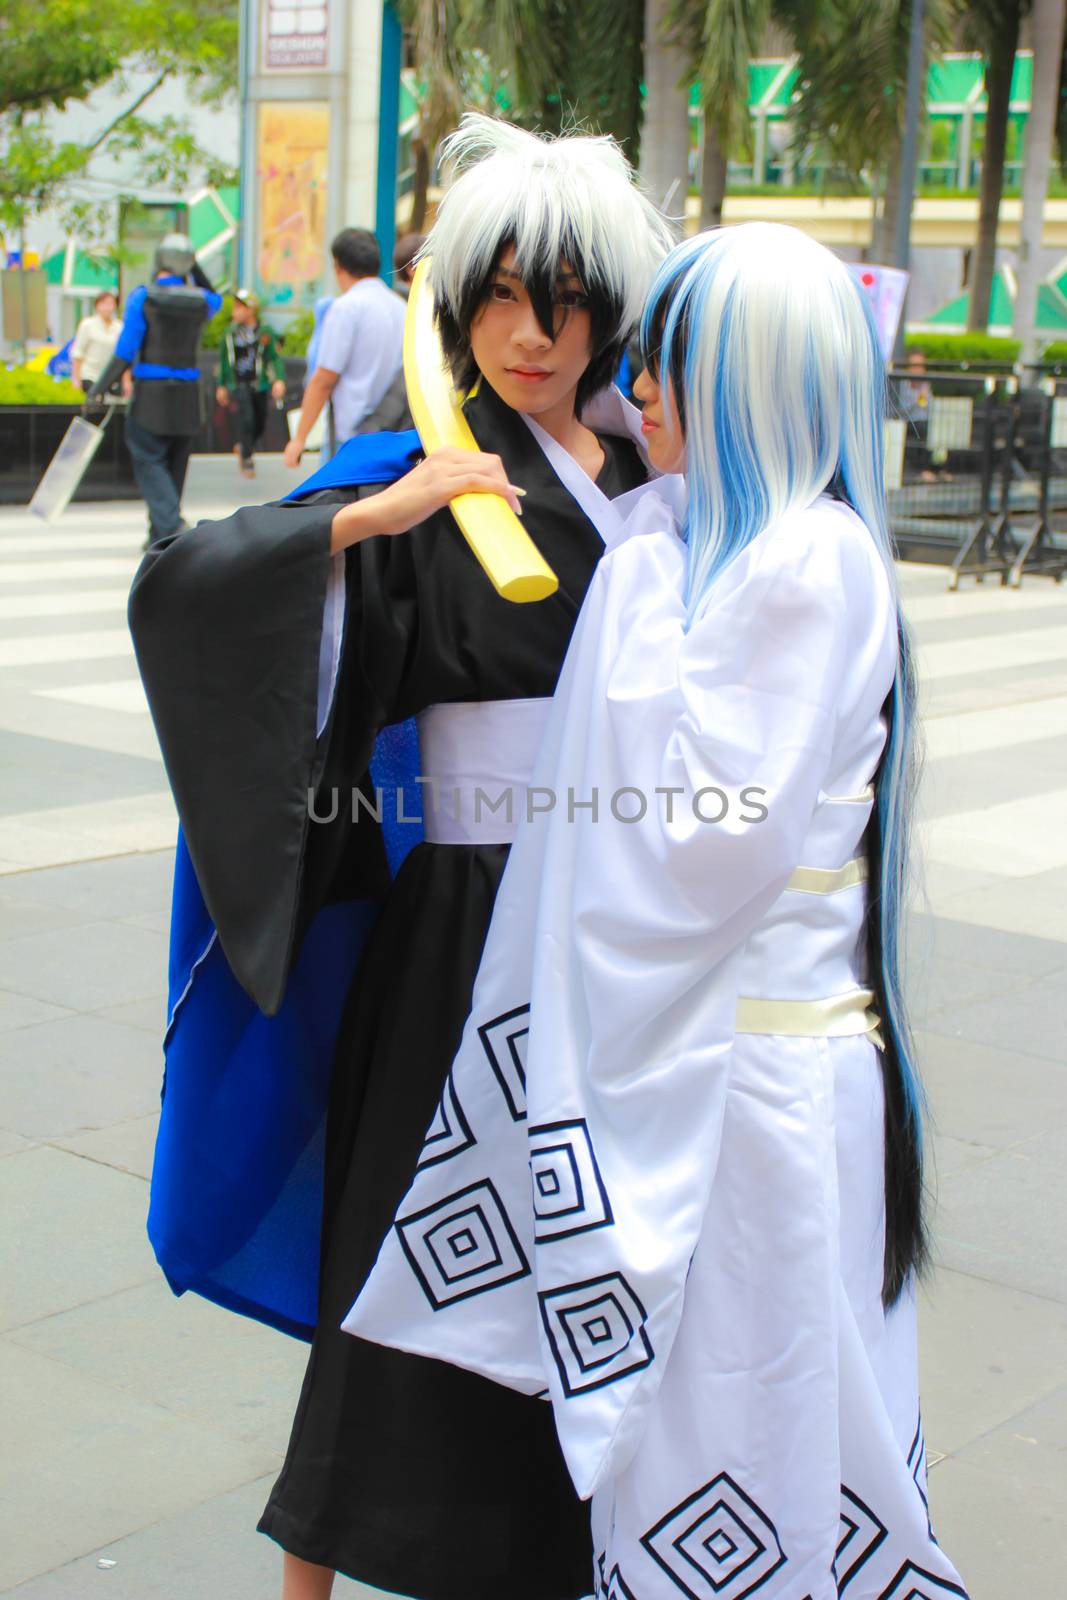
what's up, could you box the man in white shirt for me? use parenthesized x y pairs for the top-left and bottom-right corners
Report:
(71, 291), (123, 390)
(283, 228), (405, 468)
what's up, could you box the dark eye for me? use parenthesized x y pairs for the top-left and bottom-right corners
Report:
(557, 289), (588, 310)
(489, 282), (515, 302)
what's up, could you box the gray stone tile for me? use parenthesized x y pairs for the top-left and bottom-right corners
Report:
(0, 1146), (156, 1331)
(917, 604), (1067, 647)
(909, 910), (1067, 980)
(52, 1113), (160, 1181)
(1014, 1123), (1067, 1169)
(0, 1012), (161, 1139)
(934, 1148), (1067, 1304)
(927, 967), (1064, 1065)
(954, 1384), (1067, 1497)
(95, 992), (169, 1035)
(0, 988), (72, 1035)
(0, 732), (165, 817)
(923, 1454), (1062, 1600)
(2, 1474), (389, 1599)
(0, 919), (168, 1010)
(0, 850), (174, 919)
(916, 1028), (1067, 1148)
(924, 661), (1067, 719)
(918, 1267), (1067, 1456)
(0, 1128), (34, 1158)
(0, 895), (92, 943)
(9, 1279), (308, 1449)
(0, 1342), (282, 1591)
(116, 908), (171, 934)
(920, 739), (1067, 820)
(907, 950), (1023, 1030)
(930, 872), (1067, 945)
(931, 1133), (1000, 1181)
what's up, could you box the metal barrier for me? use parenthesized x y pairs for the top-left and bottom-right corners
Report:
(886, 370), (1019, 589)
(1000, 378), (1067, 586)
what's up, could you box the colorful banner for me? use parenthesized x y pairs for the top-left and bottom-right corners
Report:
(255, 102), (329, 308)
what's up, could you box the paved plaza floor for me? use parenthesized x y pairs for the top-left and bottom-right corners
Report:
(0, 454), (1064, 1598)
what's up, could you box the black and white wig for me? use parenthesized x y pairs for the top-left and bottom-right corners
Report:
(425, 114), (674, 408)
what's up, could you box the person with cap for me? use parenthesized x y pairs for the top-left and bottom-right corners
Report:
(87, 232), (221, 546)
(216, 288), (287, 479)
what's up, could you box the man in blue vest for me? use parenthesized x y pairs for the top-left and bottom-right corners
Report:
(87, 233), (221, 547)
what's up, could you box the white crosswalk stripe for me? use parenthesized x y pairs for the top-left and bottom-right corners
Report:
(1, 470), (1065, 920)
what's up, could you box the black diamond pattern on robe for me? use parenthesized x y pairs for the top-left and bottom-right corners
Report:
(876, 1562), (970, 1599)
(907, 1414), (937, 1544)
(417, 1070), (476, 1170)
(601, 1564), (638, 1600)
(396, 1179), (531, 1309)
(834, 1487), (888, 1594)
(528, 1118), (614, 1242)
(539, 1272), (653, 1397)
(478, 1004), (530, 1120)
(640, 1471), (787, 1599)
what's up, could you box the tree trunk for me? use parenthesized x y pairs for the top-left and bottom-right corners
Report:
(1014, 0), (1067, 363)
(870, 150), (903, 262)
(968, 1), (1022, 331)
(410, 137), (431, 232)
(639, 0), (691, 223)
(699, 118), (728, 229)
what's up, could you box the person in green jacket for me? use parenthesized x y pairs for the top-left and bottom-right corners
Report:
(215, 288), (287, 477)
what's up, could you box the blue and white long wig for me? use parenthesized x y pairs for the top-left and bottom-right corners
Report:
(642, 223), (926, 1304)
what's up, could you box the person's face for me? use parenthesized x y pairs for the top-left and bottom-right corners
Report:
(468, 246), (593, 417)
(96, 294), (117, 323)
(232, 300), (255, 325)
(632, 364), (687, 474)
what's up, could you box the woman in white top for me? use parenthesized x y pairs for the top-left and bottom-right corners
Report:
(348, 223), (971, 1599)
(72, 290), (123, 390)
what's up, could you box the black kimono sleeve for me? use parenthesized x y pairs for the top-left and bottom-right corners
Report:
(128, 494), (415, 1018)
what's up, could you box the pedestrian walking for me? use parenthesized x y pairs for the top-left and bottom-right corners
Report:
(86, 234), (220, 547)
(216, 288), (287, 478)
(71, 290), (123, 392)
(283, 227), (405, 469)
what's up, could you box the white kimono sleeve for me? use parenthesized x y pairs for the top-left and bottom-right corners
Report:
(346, 498), (894, 1501)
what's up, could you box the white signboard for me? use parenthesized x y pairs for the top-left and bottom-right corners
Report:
(884, 418), (906, 491)
(264, 0), (328, 70)
(1051, 396), (1067, 448)
(928, 396), (974, 453)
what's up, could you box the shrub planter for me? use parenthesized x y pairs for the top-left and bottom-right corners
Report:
(0, 358), (306, 505)
(0, 404), (140, 505)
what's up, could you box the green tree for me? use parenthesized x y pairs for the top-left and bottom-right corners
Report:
(396, 0), (469, 231)
(669, 0), (773, 227)
(469, 0), (645, 155)
(0, 0), (238, 239)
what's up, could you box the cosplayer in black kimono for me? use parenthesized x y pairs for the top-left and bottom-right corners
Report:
(128, 115), (672, 1600)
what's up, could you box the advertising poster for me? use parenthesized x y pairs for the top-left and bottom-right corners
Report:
(256, 102), (330, 309)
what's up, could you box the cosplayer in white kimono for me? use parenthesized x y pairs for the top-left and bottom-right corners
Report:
(349, 225), (969, 1600)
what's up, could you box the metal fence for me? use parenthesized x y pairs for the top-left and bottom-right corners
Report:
(886, 370), (1067, 588)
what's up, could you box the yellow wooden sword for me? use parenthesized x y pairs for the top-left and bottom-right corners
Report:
(403, 256), (558, 604)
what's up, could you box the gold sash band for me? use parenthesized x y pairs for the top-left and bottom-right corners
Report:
(786, 857), (868, 895)
(735, 988), (883, 1049)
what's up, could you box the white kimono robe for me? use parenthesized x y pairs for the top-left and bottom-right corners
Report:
(346, 491), (969, 1600)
